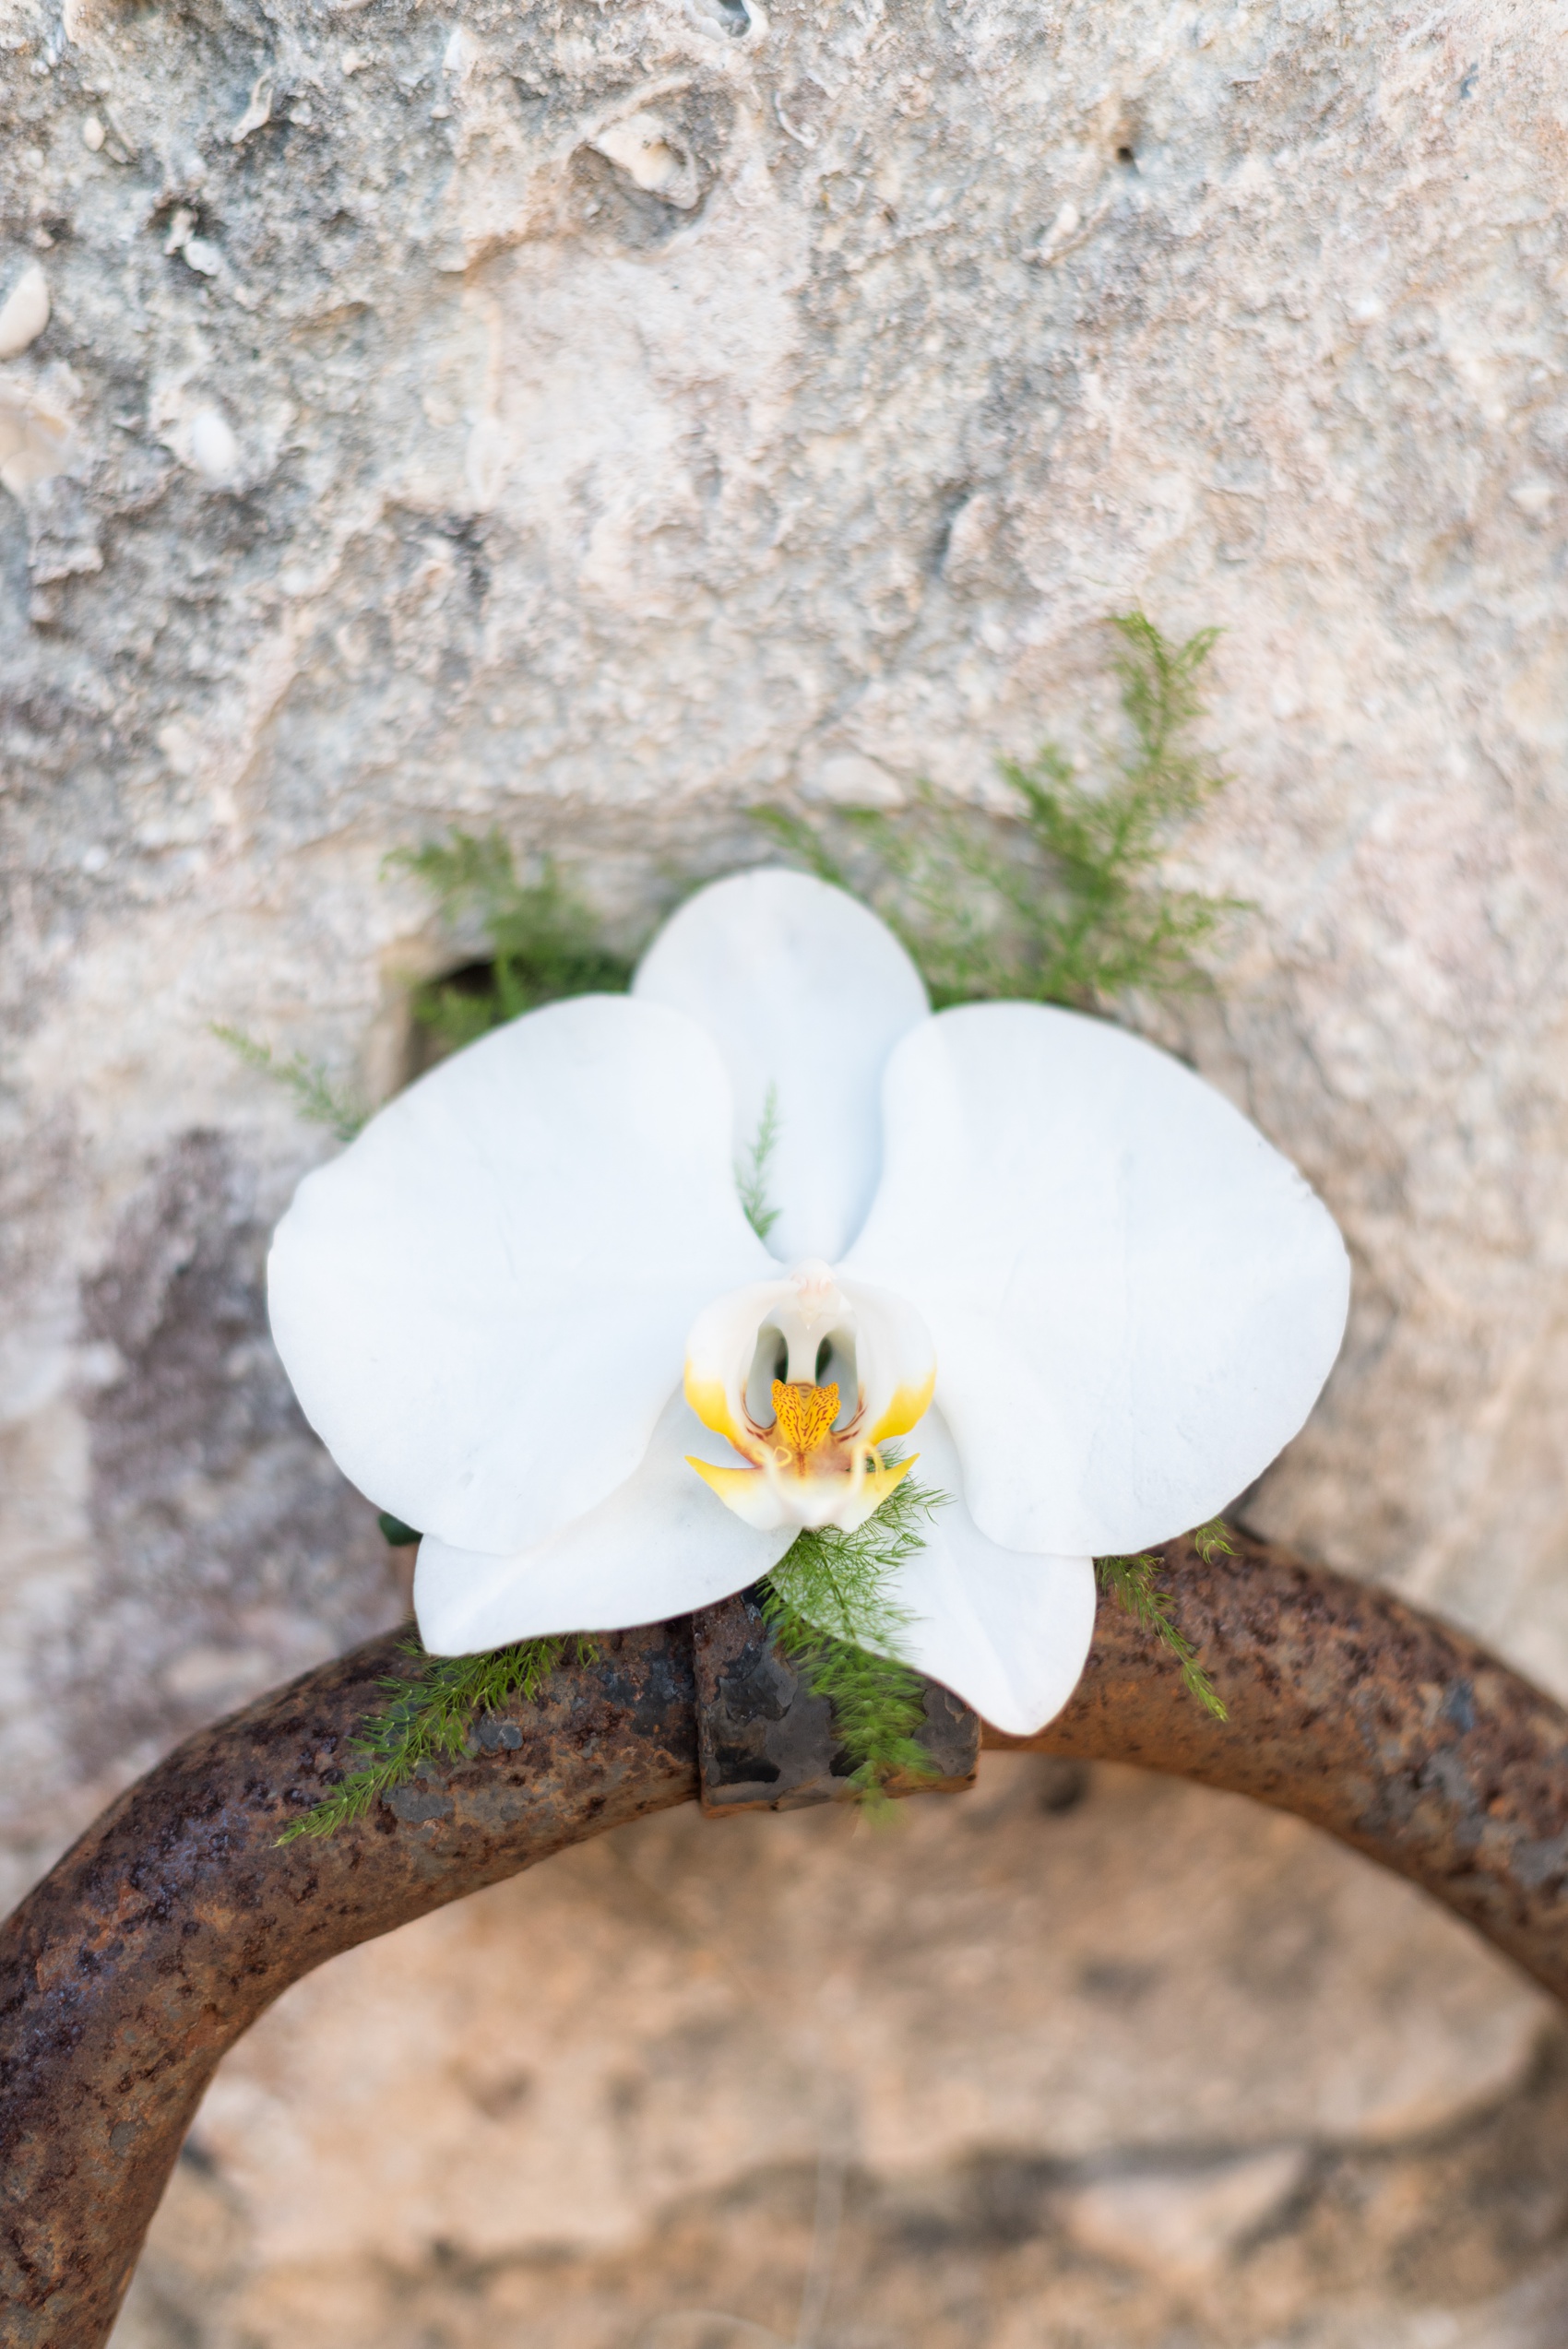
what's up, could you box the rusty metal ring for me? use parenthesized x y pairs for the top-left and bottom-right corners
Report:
(6, 1522), (1568, 2347)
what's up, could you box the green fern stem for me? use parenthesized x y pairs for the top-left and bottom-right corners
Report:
(737, 1084), (782, 1242)
(752, 609), (1241, 1013)
(1094, 1530), (1231, 1722)
(211, 1024), (366, 1143)
(277, 1631), (596, 1843)
(386, 830), (633, 1051)
(758, 1465), (951, 1811)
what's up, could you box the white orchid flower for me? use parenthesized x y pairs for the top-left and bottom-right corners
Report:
(267, 870), (1348, 1735)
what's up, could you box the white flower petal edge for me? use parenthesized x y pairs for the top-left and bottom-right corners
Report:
(844, 1002), (1350, 1559)
(793, 1407), (1097, 1737)
(632, 867), (930, 1263)
(268, 993), (776, 1556)
(414, 1392), (796, 1654)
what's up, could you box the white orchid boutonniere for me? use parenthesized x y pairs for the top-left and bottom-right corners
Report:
(268, 870), (1348, 1737)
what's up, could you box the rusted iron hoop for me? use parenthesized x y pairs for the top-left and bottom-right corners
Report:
(5, 1524), (1568, 2347)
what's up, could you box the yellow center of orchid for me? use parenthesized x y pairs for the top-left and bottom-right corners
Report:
(770, 1379), (840, 1462)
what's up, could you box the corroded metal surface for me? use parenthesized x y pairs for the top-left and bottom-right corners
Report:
(6, 1528), (1568, 2344)
(1014, 1525), (1568, 2000)
(693, 1587), (980, 1813)
(0, 1623), (699, 2349)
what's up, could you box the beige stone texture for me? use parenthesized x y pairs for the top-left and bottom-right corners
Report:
(6, 0), (1568, 2336)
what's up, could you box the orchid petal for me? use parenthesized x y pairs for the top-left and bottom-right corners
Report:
(844, 1003), (1350, 1557)
(415, 1391), (795, 1652)
(685, 1454), (791, 1532)
(895, 1539), (1096, 1737)
(850, 1279), (937, 1442)
(791, 1408), (1097, 1737)
(633, 868), (929, 1263)
(268, 995), (775, 1555)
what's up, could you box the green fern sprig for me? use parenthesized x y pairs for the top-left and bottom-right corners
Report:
(737, 1084), (782, 1243)
(210, 1024), (366, 1143)
(754, 611), (1243, 1012)
(278, 1631), (597, 1843)
(1095, 1545), (1229, 1721)
(1192, 1516), (1238, 1566)
(760, 1463), (950, 1809)
(387, 829), (633, 1051)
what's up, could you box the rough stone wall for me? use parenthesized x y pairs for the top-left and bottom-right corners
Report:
(5, 0), (1568, 2337)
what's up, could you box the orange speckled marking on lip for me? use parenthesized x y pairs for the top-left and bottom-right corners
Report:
(770, 1379), (839, 1460)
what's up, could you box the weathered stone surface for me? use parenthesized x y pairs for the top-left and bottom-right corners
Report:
(6, 0), (1568, 2337)
(1058, 2146), (1313, 2284)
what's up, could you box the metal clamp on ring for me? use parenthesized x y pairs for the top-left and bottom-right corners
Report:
(692, 1587), (980, 1815)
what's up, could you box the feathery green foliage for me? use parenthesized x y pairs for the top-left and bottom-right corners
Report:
(760, 1461), (951, 1810)
(754, 612), (1240, 1010)
(388, 828), (634, 1051)
(210, 1024), (366, 1142)
(736, 1084), (782, 1243)
(1095, 1538), (1230, 1722)
(278, 1631), (598, 1843)
(1192, 1516), (1239, 1567)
